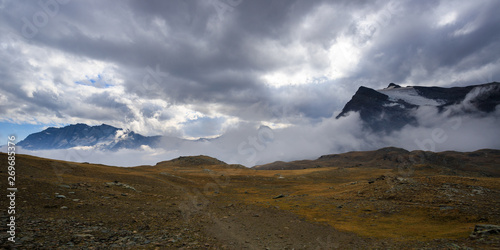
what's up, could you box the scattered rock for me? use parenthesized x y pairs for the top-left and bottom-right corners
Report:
(396, 177), (408, 183)
(471, 189), (484, 195)
(274, 174), (285, 179)
(105, 181), (137, 191)
(56, 195), (66, 199)
(273, 194), (285, 199)
(59, 184), (71, 189)
(61, 206), (68, 210)
(439, 206), (455, 211)
(73, 234), (93, 238)
(19, 236), (34, 242)
(470, 224), (500, 238)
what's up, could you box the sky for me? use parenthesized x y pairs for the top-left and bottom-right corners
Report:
(1, 0), (499, 166)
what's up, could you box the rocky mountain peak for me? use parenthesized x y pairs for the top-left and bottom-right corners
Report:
(387, 83), (402, 89)
(336, 82), (500, 133)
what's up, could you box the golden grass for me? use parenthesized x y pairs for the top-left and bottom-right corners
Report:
(225, 166), (497, 242)
(2, 152), (498, 243)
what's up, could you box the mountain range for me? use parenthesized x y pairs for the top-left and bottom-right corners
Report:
(16, 81), (500, 151)
(337, 82), (500, 132)
(17, 123), (164, 150)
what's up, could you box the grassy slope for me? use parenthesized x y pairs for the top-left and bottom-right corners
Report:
(1, 151), (499, 248)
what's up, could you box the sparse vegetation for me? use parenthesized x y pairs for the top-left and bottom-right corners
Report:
(1, 149), (499, 248)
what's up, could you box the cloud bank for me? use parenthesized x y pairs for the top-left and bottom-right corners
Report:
(10, 103), (500, 167)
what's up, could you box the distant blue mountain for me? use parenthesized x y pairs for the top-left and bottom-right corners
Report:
(17, 123), (162, 150)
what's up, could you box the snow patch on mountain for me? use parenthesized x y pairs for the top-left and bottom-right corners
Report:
(378, 87), (445, 106)
(464, 84), (499, 105)
(382, 102), (405, 108)
(115, 129), (127, 139)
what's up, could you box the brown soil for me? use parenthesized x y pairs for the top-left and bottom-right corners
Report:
(1, 152), (499, 249)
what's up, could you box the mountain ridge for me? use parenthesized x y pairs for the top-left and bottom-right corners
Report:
(336, 82), (500, 132)
(253, 146), (500, 177)
(17, 123), (163, 151)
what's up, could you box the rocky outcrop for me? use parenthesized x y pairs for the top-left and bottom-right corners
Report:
(470, 224), (500, 238)
(336, 86), (418, 132)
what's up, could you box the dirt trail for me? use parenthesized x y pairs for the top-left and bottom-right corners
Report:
(203, 202), (375, 249)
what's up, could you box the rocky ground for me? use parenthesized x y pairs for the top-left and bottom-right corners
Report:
(1, 151), (499, 249)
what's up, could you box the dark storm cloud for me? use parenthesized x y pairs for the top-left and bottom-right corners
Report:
(83, 92), (137, 120)
(354, 0), (500, 87)
(31, 89), (64, 111)
(1, 1), (335, 116)
(0, 0), (499, 137)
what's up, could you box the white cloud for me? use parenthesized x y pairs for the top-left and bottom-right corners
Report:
(437, 12), (457, 27)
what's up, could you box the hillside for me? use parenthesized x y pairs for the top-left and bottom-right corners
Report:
(254, 147), (500, 177)
(1, 151), (499, 248)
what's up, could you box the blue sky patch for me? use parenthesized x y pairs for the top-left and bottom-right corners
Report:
(75, 74), (113, 88)
(0, 122), (66, 142)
